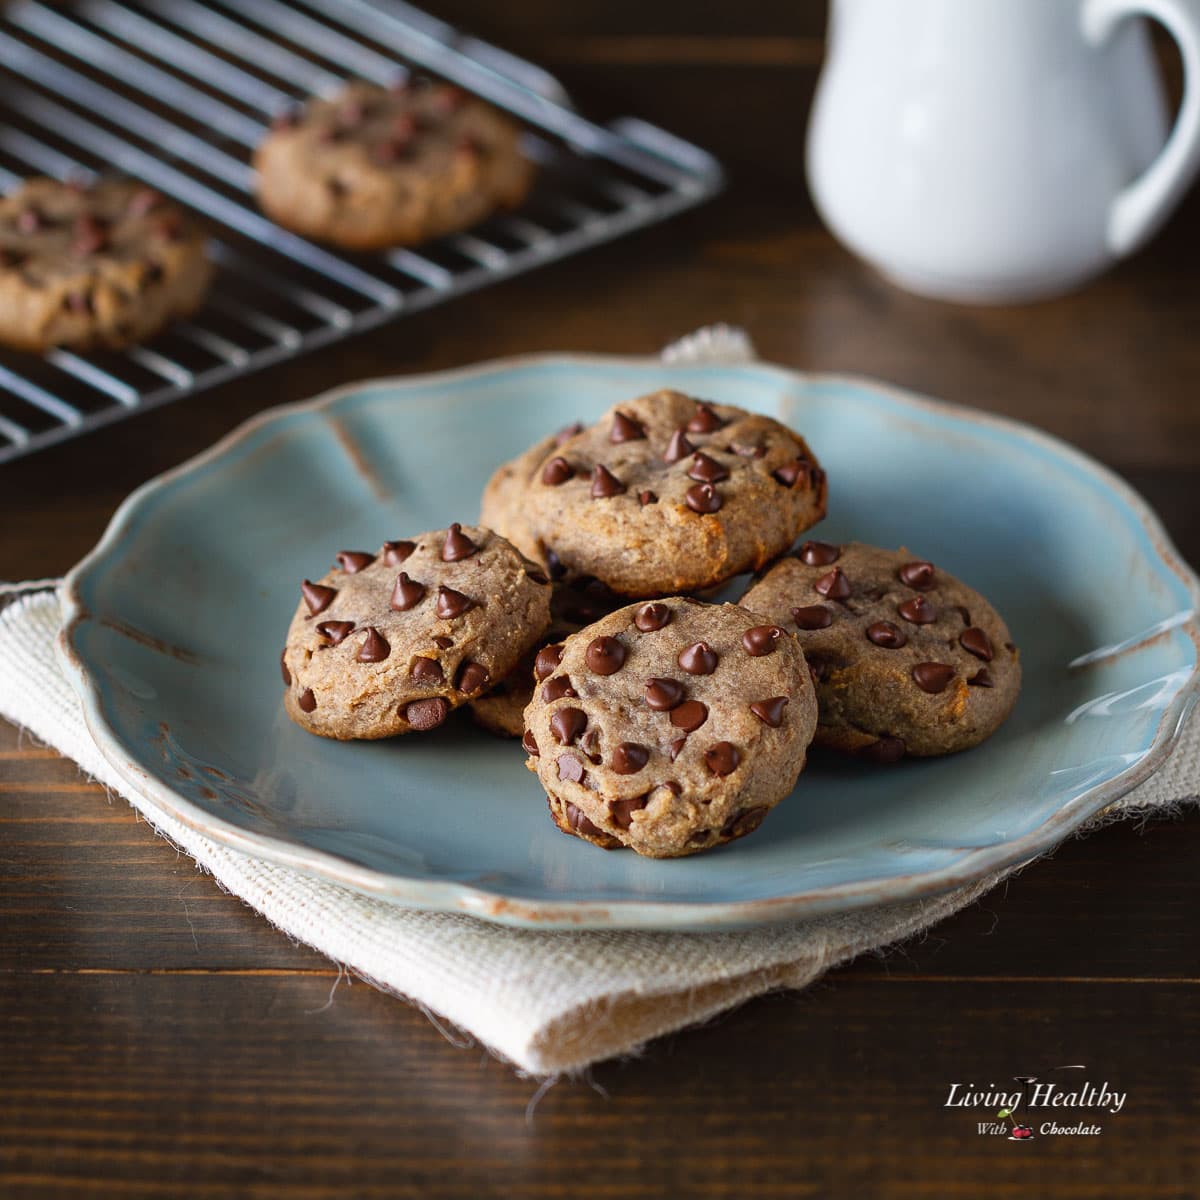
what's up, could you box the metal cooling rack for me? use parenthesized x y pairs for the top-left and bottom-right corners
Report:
(0, 0), (723, 464)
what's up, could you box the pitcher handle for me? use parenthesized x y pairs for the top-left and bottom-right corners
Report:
(1083, 0), (1200, 256)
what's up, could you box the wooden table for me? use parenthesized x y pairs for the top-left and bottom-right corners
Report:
(2, 5), (1197, 1195)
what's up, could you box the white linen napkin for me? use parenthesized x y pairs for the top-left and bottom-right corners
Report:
(1, 328), (1195, 1076)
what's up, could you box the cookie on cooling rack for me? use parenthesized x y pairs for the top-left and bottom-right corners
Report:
(282, 525), (552, 739)
(523, 597), (818, 857)
(0, 177), (211, 353)
(253, 79), (534, 250)
(740, 541), (1021, 759)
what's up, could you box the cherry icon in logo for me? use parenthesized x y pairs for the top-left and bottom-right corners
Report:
(1009, 1124), (1034, 1141)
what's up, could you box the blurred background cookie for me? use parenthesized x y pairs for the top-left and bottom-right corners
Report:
(254, 79), (533, 249)
(0, 177), (211, 353)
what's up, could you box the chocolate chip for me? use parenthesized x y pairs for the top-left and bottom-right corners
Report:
(670, 700), (708, 732)
(411, 657), (444, 684)
(404, 697), (449, 730)
(742, 625), (784, 656)
(550, 707), (588, 745)
(435, 586), (475, 619)
(383, 540), (416, 565)
(814, 568), (851, 600)
(316, 620), (355, 645)
(542, 675), (576, 702)
(634, 603), (671, 632)
(678, 641), (718, 675)
(750, 697), (788, 727)
(773, 460), (811, 488)
(441, 523), (477, 562)
(898, 596), (939, 624)
(791, 605), (833, 630)
(555, 421), (584, 445)
(72, 215), (107, 257)
(522, 729), (539, 756)
(954, 605), (972, 626)
(534, 644), (564, 681)
(432, 84), (467, 114)
(960, 627), (994, 661)
(590, 464), (626, 498)
(140, 262), (163, 288)
(685, 482), (722, 513)
(860, 736), (906, 764)
(585, 635), (626, 675)
(799, 541), (840, 566)
(611, 743), (649, 775)
(456, 661), (489, 694)
(153, 215), (183, 242)
(968, 668), (995, 688)
(663, 428), (696, 464)
(301, 580), (336, 616)
(280, 650), (291, 686)
(638, 490), (658, 506)
(898, 561), (936, 590)
(557, 755), (585, 783)
(357, 627), (390, 663)
(298, 688), (317, 713)
(541, 457), (573, 486)
(0, 248), (26, 269)
(912, 662), (956, 693)
(723, 806), (767, 839)
(687, 402), (725, 433)
(687, 452), (730, 484)
(336, 550), (374, 573)
(390, 572), (425, 611)
(564, 801), (602, 837)
(645, 678), (684, 711)
(808, 656), (832, 683)
(127, 187), (163, 217)
(433, 636), (453, 649)
(609, 794), (649, 829)
(704, 742), (740, 776)
(610, 410), (646, 443)
(668, 737), (687, 761)
(866, 621), (907, 649)
(372, 137), (414, 164)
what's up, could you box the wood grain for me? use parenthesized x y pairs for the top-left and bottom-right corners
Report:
(1, 2), (1197, 1194)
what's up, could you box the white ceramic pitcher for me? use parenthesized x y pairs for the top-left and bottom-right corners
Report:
(806, 0), (1200, 303)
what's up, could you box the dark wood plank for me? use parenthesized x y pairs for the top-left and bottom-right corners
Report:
(0, 973), (1194, 1198)
(1, 2), (1198, 1193)
(1, 711), (1197, 980)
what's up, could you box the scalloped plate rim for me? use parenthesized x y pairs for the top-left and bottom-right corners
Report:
(56, 353), (1200, 930)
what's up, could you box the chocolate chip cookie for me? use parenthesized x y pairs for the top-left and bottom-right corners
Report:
(523, 597), (818, 857)
(741, 541), (1020, 758)
(496, 391), (827, 597)
(282, 525), (551, 739)
(0, 177), (212, 352)
(254, 80), (534, 250)
(469, 572), (624, 737)
(479, 420), (584, 569)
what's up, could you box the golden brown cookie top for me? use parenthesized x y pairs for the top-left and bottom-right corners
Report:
(282, 525), (551, 739)
(514, 390), (827, 596)
(741, 541), (1021, 758)
(524, 597), (818, 857)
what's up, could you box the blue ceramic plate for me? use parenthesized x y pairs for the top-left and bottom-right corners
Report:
(59, 357), (1200, 929)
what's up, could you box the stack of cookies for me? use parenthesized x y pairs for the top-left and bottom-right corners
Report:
(281, 389), (1021, 858)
